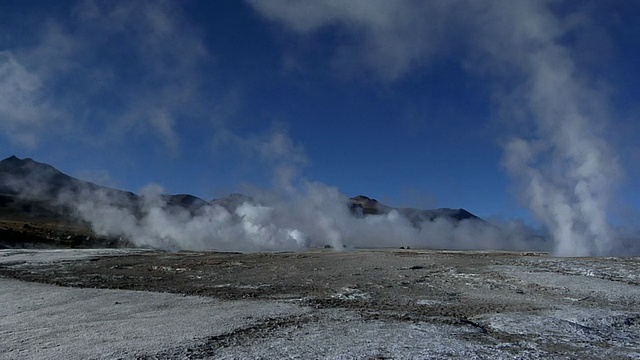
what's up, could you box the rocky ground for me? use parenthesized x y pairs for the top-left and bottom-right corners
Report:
(1, 248), (639, 359)
(0, 219), (130, 249)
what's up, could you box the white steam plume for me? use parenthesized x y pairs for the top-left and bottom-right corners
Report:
(67, 180), (539, 253)
(247, 0), (624, 256)
(51, 129), (540, 252)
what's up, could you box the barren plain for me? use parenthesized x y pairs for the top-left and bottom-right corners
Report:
(1, 248), (639, 359)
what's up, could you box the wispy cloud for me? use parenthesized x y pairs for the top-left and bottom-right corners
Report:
(0, 51), (50, 147)
(0, 0), (209, 152)
(249, 0), (459, 80)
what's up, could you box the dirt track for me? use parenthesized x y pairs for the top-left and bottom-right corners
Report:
(1, 249), (639, 359)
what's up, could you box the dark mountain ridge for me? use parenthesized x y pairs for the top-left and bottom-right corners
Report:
(0, 155), (486, 248)
(348, 194), (482, 227)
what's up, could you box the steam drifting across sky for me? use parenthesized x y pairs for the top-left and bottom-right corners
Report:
(0, 1), (638, 255)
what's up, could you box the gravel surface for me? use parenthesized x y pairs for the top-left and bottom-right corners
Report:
(0, 248), (639, 359)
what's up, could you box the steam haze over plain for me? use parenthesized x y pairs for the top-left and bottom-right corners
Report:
(0, 1), (638, 255)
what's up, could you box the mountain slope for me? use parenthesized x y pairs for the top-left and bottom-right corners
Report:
(0, 155), (487, 249)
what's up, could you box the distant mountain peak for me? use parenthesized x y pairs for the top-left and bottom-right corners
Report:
(349, 195), (391, 215)
(0, 155), (55, 172)
(351, 195), (373, 201)
(350, 195), (380, 204)
(1, 155), (28, 168)
(1, 155), (38, 163)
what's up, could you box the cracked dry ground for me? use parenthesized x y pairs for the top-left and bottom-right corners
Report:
(2, 249), (639, 358)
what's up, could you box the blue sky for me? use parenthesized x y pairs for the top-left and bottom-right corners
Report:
(0, 0), (638, 231)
